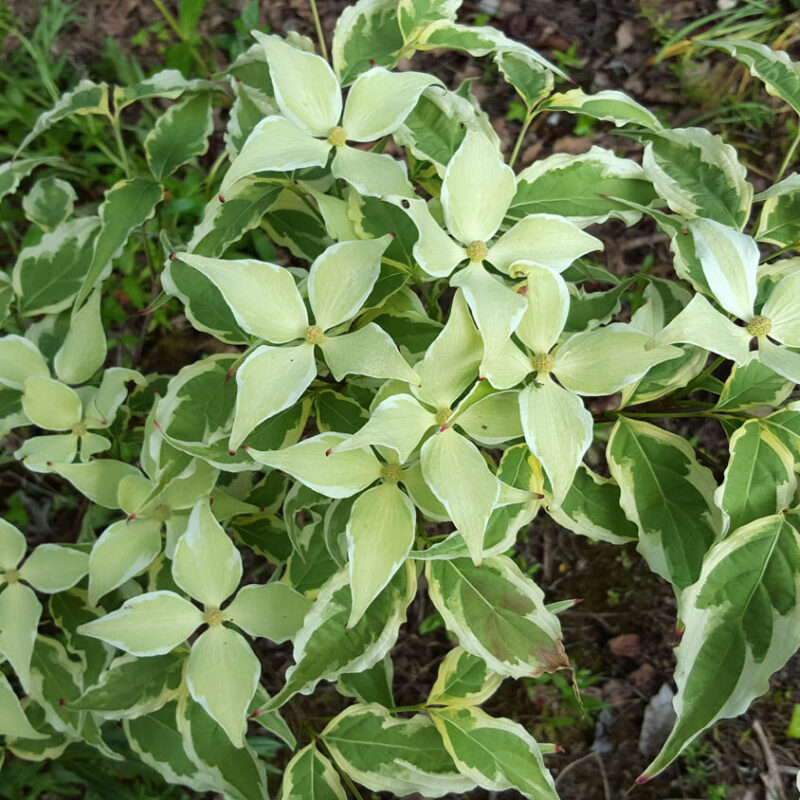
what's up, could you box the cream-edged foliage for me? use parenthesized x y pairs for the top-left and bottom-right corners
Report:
(6, 4), (800, 798)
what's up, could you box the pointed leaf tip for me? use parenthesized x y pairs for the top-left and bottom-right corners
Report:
(635, 774), (651, 785)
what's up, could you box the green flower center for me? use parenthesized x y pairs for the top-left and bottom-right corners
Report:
(326, 126), (347, 147)
(203, 608), (224, 627)
(381, 463), (403, 483)
(304, 325), (326, 345)
(466, 241), (488, 262)
(435, 408), (452, 426)
(531, 353), (555, 374)
(71, 422), (87, 437)
(746, 315), (772, 338)
(3, 569), (20, 584)
(153, 504), (172, 522)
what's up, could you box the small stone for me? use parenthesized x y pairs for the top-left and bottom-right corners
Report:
(609, 633), (641, 658)
(638, 684), (677, 755)
(629, 662), (657, 687)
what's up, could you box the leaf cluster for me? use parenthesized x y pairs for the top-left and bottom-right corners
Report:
(2, 1), (800, 797)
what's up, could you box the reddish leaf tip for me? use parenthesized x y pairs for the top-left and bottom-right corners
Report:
(168, 252), (177, 260)
(249, 708), (260, 718)
(153, 419), (163, 432)
(572, 598), (582, 606)
(225, 367), (235, 381)
(99, 418), (107, 425)
(218, 194), (225, 203)
(241, 445), (249, 451)
(477, 376), (485, 381)
(369, 59), (377, 66)
(325, 448), (333, 456)
(439, 423), (449, 432)
(127, 513), (137, 521)
(535, 492), (545, 499)
(46, 461), (53, 467)
(389, 231), (396, 239)
(553, 743), (563, 753)
(635, 775), (651, 785)
(228, 449), (237, 456)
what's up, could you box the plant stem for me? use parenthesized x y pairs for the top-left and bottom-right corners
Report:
(509, 110), (535, 168)
(308, 0), (329, 62)
(284, 179), (323, 217)
(151, 0), (213, 77)
(381, 256), (411, 273)
(1, 221), (19, 257)
(227, 340), (263, 377)
(777, 121), (800, 181)
(674, 355), (725, 399)
(109, 112), (131, 178)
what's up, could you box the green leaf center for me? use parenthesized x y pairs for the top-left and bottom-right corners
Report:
(530, 353), (555, 374)
(381, 463), (403, 483)
(203, 608), (224, 627)
(304, 325), (326, 345)
(466, 240), (489, 262)
(746, 315), (772, 338)
(326, 126), (347, 147)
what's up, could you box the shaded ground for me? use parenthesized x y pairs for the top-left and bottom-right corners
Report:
(4, 1), (800, 799)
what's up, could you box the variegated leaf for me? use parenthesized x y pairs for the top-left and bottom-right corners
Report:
(427, 646), (503, 707)
(280, 744), (347, 800)
(642, 514), (800, 779)
(323, 703), (474, 796)
(715, 420), (796, 533)
(608, 418), (723, 592)
(430, 706), (558, 799)
(264, 562), (415, 709)
(426, 556), (567, 678)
